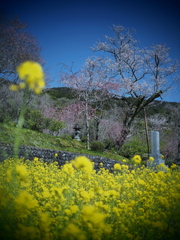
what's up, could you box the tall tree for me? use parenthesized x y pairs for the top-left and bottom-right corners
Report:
(92, 25), (179, 149)
(0, 16), (43, 83)
(60, 57), (117, 149)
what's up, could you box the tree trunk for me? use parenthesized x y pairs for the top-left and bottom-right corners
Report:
(115, 126), (130, 151)
(112, 92), (164, 151)
(95, 118), (100, 141)
(85, 97), (90, 150)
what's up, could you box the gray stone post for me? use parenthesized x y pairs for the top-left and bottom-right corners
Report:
(148, 131), (165, 167)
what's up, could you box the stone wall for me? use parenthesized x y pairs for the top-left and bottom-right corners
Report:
(0, 143), (131, 171)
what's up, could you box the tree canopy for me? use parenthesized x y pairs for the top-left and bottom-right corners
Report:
(60, 25), (179, 149)
(0, 16), (43, 83)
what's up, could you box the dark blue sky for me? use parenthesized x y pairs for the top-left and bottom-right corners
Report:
(1, 0), (180, 102)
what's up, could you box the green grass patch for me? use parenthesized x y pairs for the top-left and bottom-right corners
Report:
(0, 123), (127, 162)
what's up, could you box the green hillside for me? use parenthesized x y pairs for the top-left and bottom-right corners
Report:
(0, 123), (126, 162)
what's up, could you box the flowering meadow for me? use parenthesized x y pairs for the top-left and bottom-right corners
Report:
(1, 61), (179, 239)
(0, 156), (180, 240)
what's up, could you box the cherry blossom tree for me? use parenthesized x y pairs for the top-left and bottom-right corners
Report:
(60, 57), (118, 149)
(100, 119), (126, 148)
(0, 16), (43, 83)
(43, 101), (96, 137)
(92, 25), (179, 149)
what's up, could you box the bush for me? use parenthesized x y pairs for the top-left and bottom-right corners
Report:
(47, 119), (65, 136)
(81, 136), (87, 143)
(103, 139), (115, 150)
(119, 138), (147, 158)
(0, 99), (20, 123)
(91, 141), (105, 152)
(24, 108), (48, 132)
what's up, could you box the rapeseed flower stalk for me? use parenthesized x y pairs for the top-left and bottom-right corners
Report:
(10, 61), (45, 158)
(7, 62), (45, 232)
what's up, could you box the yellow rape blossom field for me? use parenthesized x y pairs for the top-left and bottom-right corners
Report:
(0, 156), (180, 240)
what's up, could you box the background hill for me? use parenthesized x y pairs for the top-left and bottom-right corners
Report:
(1, 83), (180, 165)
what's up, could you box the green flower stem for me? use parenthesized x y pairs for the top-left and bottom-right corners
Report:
(13, 87), (28, 158)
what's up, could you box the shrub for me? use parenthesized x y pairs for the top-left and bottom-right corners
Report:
(103, 139), (115, 150)
(91, 141), (105, 152)
(24, 108), (48, 132)
(47, 119), (65, 136)
(119, 138), (147, 158)
(81, 136), (87, 143)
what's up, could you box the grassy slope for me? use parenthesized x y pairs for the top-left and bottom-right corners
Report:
(0, 123), (126, 162)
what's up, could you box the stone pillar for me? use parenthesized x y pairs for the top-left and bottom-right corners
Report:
(148, 131), (165, 167)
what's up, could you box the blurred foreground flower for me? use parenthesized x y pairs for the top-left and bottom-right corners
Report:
(10, 61), (45, 94)
(16, 165), (29, 180)
(71, 156), (93, 174)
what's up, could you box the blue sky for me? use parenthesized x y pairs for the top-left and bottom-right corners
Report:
(1, 0), (180, 102)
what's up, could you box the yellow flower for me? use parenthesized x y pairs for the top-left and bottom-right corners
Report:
(132, 155), (142, 165)
(82, 205), (96, 216)
(41, 187), (51, 198)
(171, 163), (178, 169)
(121, 164), (129, 170)
(69, 205), (79, 214)
(64, 209), (72, 215)
(17, 61), (43, 80)
(9, 84), (19, 91)
(6, 168), (13, 181)
(114, 163), (121, 170)
(80, 190), (91, 201)
(39, 212), (51, 224)
(63, 223), (86, 240)
(54, 153), (58, 157)
(138, 178), (146, 186)
(90, 212), (106, 225)
(15, 191), (38, 209)
(71, 156), (93, 173)
(148, 156), (154, 162)
(19, 82), (26, 89)
(16, 61), (45, 94)
(16, 165), (29, 180)
(62, 162), (75, 173)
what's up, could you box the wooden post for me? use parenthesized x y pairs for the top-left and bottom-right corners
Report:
(143, 107), (150, 156)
